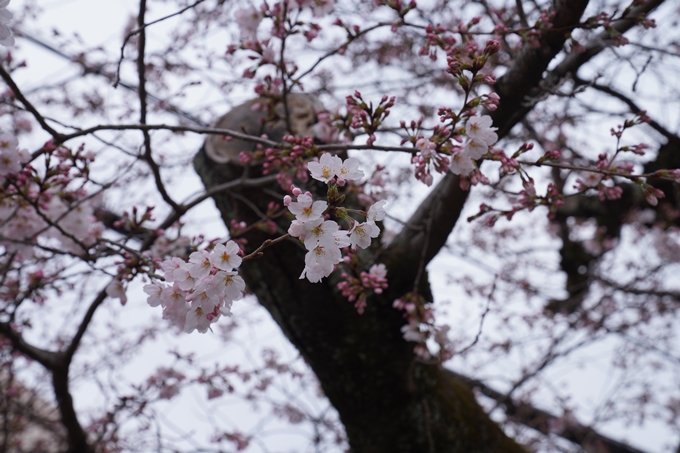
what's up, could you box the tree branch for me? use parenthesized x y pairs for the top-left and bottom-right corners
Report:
(507, 0), (667, 136)
(63, 290), (108, 361)
(0, 65), (65, 141)
(383, 0), (592, 294)
(0, 322), (59, 369)
(447, 369), (649, 453)
(575, 76), (679, 144)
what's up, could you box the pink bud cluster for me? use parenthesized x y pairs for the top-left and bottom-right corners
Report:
(0, 1), (13, 47)
(262, 134), (317, 189)
(229, 1), (335, 77)
(144, 241), (245, 333)
(337, 263), (388, 314)
(146, 367), (186, 400)
(344, 92), (395, 145)
(237, 125), (320, 190)
(0, 138), (103, 259)
(411, 137), (450, 187)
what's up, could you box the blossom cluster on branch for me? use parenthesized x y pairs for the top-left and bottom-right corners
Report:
(286, 153), (386, 284)
(0, 140), (103, 260)
(144, 241), (246, 333)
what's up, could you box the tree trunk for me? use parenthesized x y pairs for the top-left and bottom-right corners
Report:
(193, 146), (526, 452)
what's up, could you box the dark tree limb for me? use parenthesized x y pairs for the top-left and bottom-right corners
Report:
(507, 0), (667, 136)
(448, 370), (649, 453)
(576, 77), (680, 144)
(0, 65), (65, 141)
(383, 0), (592, 288)
(0, 323), (92, 453)
(0, 322), (58, 369)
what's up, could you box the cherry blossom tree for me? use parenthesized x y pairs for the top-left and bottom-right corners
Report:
(1, 0), (679, 452)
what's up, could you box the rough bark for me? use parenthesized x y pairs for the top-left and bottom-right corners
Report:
(194, 146), (524, 452)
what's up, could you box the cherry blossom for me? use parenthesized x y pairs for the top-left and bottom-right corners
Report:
(143, 282), (164, 307)
(288, 159), (382, 283)
(449, 152), (475, 176)
(210, 241), (242, 271)
(106, 280), (128, 306)
(288, 193), (327, 221)
(188, 250), (214, 279)
(463, 138), (489, 160)
(311, 0), (334, 17)
(301, 243), (342, 283)
(184, 304), (220, 334)
(302, 218), (340, 250)
(212, 270), (246, 301)
(160, 284), (189, 328)
(308, 153), (341, 183)
(581, 171), (603, 187)
(188, 282), (220, 311)
(400, 323), (425, 342)
(333, 230), (351, 248)
(0, 133), (18, 151)
(337, 157), (364, 182)
(415, 138), (436, 159)
(0, 146), (22, 175)
(366, 200), (386, 222)
(146, 241), (247, 333)
(170, 263), (199, 291)
(233, 6), (261, 41)
(348, 221), (380, 249)
(465, 115), (498, 146)
(308, 154), (364, 184)
(368, 263), (387, 279)
(160, 257), (184, 274)
(288, 219), (306, 239)
(0, 0), (13, 47)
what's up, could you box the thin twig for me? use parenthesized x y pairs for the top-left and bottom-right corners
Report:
(114, 0), (206, 87)
(242, 234), (292, 261)
(515, 0), (529, 28)
(0, 65), (64, 140)
(136, 0), (180, 212)
(456, 277), (496, 355)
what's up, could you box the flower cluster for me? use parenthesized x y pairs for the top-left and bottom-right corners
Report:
(0, 133), (29, 177)
(449, 115), (498, 176)
(144, 241), (245, 333)
(307, 152), (362, 185)
(285, 154), (385, 283)
(233, 0), (334, 47)
(0, 0), (13, 47)
(0, 139), (103, 258)
(393, 293), (454, 361)
(234, 6), (262, 41)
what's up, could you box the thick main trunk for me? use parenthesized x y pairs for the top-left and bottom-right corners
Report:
(193, 149), (525, 452)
